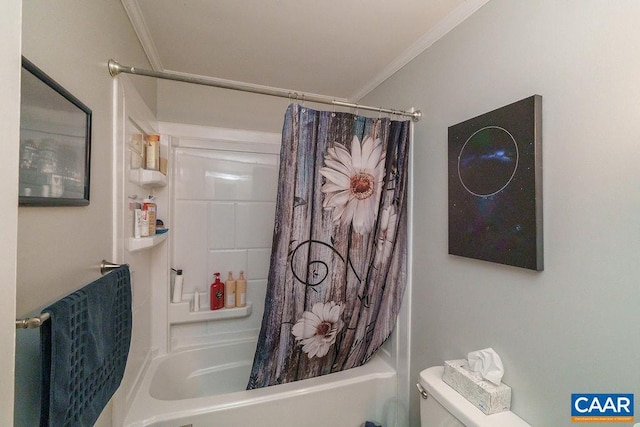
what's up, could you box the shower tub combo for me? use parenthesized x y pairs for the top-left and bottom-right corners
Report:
(120, 127), (406, 426)
(123, 337), (398, 427)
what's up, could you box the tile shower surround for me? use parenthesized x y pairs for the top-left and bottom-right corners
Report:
(171, 147), (278, 349)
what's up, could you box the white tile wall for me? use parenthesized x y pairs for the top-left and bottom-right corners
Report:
(250, 165), (280, 201)
(173, 201), (209, 296)
(171, 145), (278, 349)
(208, 202), (235, 249)
(208, 249), (248, 281)
(248, 249), (271, 280)
(174, 149), (279, 201)
(235, 202), (276, 248)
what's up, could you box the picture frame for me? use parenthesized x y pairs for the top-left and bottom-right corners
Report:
(448, 95), (543, 271)
(19, 57), (91, 206)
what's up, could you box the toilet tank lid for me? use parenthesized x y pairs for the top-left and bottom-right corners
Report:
(419, 366), (530, 427)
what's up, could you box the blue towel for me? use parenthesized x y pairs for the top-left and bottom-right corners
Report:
(40, 265), (132, 427)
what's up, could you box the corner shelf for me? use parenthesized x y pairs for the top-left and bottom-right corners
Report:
(128, 232), (168, 252)
(168, 301), (252, 325)
(129, 168), (167, 187)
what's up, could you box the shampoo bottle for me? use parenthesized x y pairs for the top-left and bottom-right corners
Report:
(142, 196), (156, 236)
(236, 270), (247, 307)
(225, 271), (236, 308)
(145, 134), (160, 171)
(210, 272), (224, 310)
(172, 269), (183, 303)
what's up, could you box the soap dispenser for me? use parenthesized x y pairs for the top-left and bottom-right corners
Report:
(210, 272), (224, 310)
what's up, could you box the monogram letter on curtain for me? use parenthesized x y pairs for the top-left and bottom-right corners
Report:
(248, 104), (410, 389)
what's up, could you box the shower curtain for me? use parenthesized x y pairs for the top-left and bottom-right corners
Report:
(248, 104), (410, 389)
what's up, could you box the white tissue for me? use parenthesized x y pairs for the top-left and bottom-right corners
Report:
(467, 347), (504, 386)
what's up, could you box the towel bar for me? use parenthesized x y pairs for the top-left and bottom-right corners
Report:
(15, 312), (51, 329)
(100, 259), (124, 275)
(15, 260), (127, 329)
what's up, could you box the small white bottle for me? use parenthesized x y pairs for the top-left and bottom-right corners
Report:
(139, 209), (150, 237)
(134, 208), (144, 238)
(172, 269), (183, 303)
(192, 289), (200, 312)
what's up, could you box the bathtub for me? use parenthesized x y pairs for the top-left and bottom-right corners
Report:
(123, 337), (398, 427)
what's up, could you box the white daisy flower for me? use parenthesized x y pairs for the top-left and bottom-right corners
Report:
(319, 135), (386, 234)
(291, 301), (344, 358)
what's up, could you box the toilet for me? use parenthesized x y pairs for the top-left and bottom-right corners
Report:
(418, 366), (530, 426)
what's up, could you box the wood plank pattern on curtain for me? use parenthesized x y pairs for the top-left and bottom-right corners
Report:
(248, 104), (410, 389)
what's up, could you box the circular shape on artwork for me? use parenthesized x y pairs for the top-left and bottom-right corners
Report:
(457, 126), (519, 197)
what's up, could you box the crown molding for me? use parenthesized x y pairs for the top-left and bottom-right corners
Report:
(121, 0), (164, 71)
(350, 0), (491, 102)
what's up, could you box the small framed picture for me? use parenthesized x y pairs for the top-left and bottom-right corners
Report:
(19, 57), (91, 206)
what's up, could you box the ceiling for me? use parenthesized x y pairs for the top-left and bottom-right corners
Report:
(123, 0), (489, 101)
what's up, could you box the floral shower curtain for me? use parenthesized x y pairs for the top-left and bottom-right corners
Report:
(248, 103), (410, 389)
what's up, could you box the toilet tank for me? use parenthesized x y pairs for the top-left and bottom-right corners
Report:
(418, 366), (530, 427)
(419, 384), (465, 426)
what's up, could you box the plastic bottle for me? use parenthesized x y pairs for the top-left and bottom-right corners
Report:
(172, 269), (183, 303)
(210, 273), (224, 310)
(225, 271), (236, 308)
(142, 196), (156, 236)
(139, 209), (150, 237)
(192, 290), (200, 312)
(236, 270), (247, 307)
(145, 134), (160, 170)
(134, 208), (144, 238)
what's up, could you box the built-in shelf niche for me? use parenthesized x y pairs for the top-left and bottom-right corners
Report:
(128, 232), (168, 252)
(168, 300), (252, 325)
(129, 168), (167, 187)
(127, 167), (168, 252)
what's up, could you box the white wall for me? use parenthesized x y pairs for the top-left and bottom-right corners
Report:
(19, 1), (156, 315)
(0, 1), (22, 424)
(157, 80), (362, 134)
(17, 2), (155, 426)
(361, 1), (640, 425)
(158, 80), (286, 133)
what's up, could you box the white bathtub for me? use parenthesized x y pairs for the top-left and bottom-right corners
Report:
(123, 337), (398, 427)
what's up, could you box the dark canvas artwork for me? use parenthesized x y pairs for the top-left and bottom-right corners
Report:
(448, 95), (543, 271)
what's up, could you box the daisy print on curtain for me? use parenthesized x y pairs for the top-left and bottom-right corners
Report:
(248, 104), (410, 389)
(292, 301), (344, 358)
(320, 134), (386, 235)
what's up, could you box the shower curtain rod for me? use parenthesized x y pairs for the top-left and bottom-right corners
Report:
(107, 59), (421, 122)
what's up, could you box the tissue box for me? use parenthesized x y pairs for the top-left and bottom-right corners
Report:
(442, 359), (511, 415)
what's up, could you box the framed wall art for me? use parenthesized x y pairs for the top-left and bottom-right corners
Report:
(19, 57), (91, 206)
(448, 95), (543, 271)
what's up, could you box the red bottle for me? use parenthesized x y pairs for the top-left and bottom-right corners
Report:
(210, 272), (225, 310)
